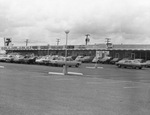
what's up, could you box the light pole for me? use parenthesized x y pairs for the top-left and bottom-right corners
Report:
(56, 39), (60, 46)
(63, 30), (70, 75)
(85, 34), (90, 45)
(95, 44), (98, 68)
(25, 39), (29, 47)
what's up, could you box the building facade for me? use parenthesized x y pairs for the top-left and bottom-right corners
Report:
(1, 44), (150, 60)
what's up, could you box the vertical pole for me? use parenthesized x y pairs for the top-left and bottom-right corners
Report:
(63, 30), (69, 75)
(4, 37), (6, 46)
(57, 39), (60, 46)
(25, 39), (28, 47)
(95, 45), (98, 68)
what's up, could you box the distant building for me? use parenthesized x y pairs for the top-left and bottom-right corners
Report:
(1, 44), (150, 60)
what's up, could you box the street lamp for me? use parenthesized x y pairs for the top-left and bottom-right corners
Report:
(95, 44), (98, 68)
(85, 34), (90, 45)
(63, 30), (70, 75)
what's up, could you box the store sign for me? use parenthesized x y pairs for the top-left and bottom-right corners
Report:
(4, 38), (12, 46)
(25, 46), (31, 50)
(40, 46), (49, 49)
(31, 46), (39, 49)
(12, 47), (18, 50)
(67, 45), (74, 49)
(18, 46), (26, 50)
(78, 45), (86, 49)
(50, 46), (63, 49)
(106, 43), (113, 49)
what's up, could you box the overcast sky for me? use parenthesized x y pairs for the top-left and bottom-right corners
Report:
(0, 0), (150, 46)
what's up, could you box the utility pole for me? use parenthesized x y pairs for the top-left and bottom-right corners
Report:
(25, 39), (29, 46)
(4, 37), (6, 46)
(85, 34), (90, 45)
(105, 38), (111, 47)
(56, 39), (60, 46)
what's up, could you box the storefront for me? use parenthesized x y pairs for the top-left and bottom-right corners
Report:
(2, 44), (150, 60)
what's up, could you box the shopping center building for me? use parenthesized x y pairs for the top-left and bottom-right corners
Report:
(1, 44), (150, 60)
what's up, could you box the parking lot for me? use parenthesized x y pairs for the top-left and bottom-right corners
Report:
(1, 62), (150, 115)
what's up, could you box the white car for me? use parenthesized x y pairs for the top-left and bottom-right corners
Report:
(0, 55), (7, 62)
(35, 56), (48, 64)
(92, 56), (103, 63)
(51, 57), (81, 67)
(75, 56), (84, 62)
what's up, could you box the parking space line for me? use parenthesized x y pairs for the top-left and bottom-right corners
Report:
(55, 78), (74, 81)
(123, 87), (139, 89)
(48, 72), (64, 75)
(68, 72), (83, 76)
(0, 66), (4, 69)
(86, 67), (103, 69)
(48, 71), (83, 76)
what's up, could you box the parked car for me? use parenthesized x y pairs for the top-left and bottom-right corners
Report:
(115, 58), (131, 66)
(99, 57), (112, 64)
(48, 56), (60, 66)
(116, 59), (146, 69)
(0, 55), (8, 62)
(13, 55), (25, 63)
(145, 60), (150, 68)
(75, 56), (84, 62)
(51, 57), (81, 67)
(35, 56), (48, 65)
(92, 56), (103, 63)
(41, 56), (53, 65)
(109, 58), (121, 64)
(23, 56), (37, 64)
(133, 59), (145, 63)
(67, 56), (77, 60)
(81, 56), (94, 63)
(5, 55), (16, 63)
(43, 55), (60, 66)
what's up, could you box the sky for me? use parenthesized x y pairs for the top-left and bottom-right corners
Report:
(0, 0), (150, 46)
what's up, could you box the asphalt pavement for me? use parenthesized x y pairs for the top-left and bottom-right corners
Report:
(0, 62), (150, 115)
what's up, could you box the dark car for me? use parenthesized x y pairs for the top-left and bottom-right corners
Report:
(144, 60), (150, 68)
(67, 56), (77, 60)
(116, 59), (146, 69)
(99, 57), (112, 64)
(81, 56), (94, 63)
(109, 58), (121, 64)
(23, 56), (37, 64)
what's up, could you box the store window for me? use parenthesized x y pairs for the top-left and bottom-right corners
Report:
(131, 53), (135, 59)
(115, 53), (119, 58)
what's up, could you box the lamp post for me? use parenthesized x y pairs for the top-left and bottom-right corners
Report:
(95, 44), (98, 68)
(56, 39), (60, 46)
(63, 30), (70, 75)
(85, 34), (90, 45)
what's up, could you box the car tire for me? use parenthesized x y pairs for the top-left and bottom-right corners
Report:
(75, 64), (79, 67)
(138, 67), (142, 69)
(97, 60), (100, 63)
(118, 65), (121, 68)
